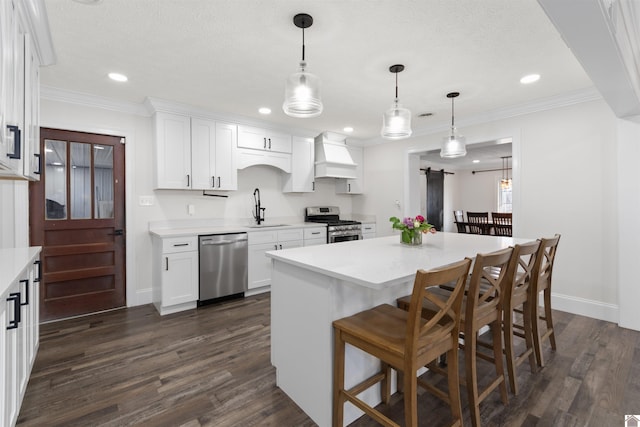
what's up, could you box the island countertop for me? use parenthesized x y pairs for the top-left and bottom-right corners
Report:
(266, 232), (530, 289)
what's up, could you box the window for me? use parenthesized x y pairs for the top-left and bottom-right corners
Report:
(498, 178), (512, 213)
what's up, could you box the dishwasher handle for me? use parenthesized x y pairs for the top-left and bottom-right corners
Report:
(201, 239), (243, 246)
(199, 234), (248, 246)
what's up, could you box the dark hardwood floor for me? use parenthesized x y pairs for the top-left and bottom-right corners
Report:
(17, 294), (640, 426)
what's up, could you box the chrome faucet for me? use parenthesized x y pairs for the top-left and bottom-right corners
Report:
(253, 188), (265, 225)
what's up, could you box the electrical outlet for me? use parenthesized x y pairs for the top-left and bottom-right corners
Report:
(139, 195), (154, 206)
(188, 204), (195, 215)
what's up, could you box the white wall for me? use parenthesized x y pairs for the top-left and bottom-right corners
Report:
(354, 99), (620, 321)
(39, 98), (354, 304)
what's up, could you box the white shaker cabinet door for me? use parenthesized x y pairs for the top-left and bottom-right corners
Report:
(214, 122), (237, 191)
(154, 112), (192, 189)
(162, 251), (198, 306)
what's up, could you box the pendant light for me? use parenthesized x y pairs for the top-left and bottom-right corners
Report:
(440, 92), (467, 158)
(283, 13), (323, 118)
(500, 156), (512, 189)
(381, 64), (412, 140)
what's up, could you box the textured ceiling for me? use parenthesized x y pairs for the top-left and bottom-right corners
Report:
(41, 0), (594, 144)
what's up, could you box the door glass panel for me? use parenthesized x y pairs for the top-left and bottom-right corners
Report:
(70, 142), (91, 219)
(44, 139), (67, 220)
(94, 145), (114, 219)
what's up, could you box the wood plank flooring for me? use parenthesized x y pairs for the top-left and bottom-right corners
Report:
(17, 294), (640, 426)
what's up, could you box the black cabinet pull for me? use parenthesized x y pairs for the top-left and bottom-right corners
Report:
(312, 181), (315, 191)
(20, 279), (29, 306)
(6, 292), (21, 329)
(173, 243), (189, 247)
(186, 174), (190, 187)
(274, 244), (278, 250)
(6, 125), (21, 159)
(268, 138), (272, 149)
(34, 260), (42, 282)
(217, 177), (221, 188)
(34, 153), (41, 175)
(165, 257), (169, 271)
(279, 244), (283, 250)
(263, 137), (267, 149)
(211, 176), (215, 188)
(348, 183), (351, 192)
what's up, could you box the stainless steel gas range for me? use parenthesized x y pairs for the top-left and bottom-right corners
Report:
(305, 206), (362, 243)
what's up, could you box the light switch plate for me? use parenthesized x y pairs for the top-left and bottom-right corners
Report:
(139, 195), (154, 206)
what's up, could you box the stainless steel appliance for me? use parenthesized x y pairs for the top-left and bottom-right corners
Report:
(305, 206), (362, 243)
(198, 233), (248, 305)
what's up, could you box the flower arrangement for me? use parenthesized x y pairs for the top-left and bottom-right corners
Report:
(390, 215), (436, 245)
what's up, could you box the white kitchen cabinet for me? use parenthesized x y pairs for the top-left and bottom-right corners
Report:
(247, 228), (303, 294)
(336, 145), (364, 194)
(361, 223), (377, 239)
(238, 125), (292, 154)
(154, 113), (238, 190)
(0, 0), (26, 177)
(191, 119), (237, 191)
(282, 136), (314, 193)
(151, 236), (198, 315)
(303, 226), (327, 246)
(22, 33), (41, 180)
(153, 112), (192, 189)
(1, 249), (40, 427)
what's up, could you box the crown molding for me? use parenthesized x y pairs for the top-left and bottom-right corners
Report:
(40, 85), (149, 116)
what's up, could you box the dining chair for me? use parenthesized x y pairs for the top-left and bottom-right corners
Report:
(466, 212), (490, 235)
(453, 210), (467, 233)
(333, 258), (472, 427)
(397, 247), (513, 427)
(491, 213), (512, 237)
(529, 234), (561, 367)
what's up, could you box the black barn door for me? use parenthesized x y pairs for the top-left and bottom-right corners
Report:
(426, 168), (444, 230)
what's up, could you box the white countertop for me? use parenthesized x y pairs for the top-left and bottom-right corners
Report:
(0, 246), (41, 297)
(266, 232), (531, 289)
(149, 221), (324, 238)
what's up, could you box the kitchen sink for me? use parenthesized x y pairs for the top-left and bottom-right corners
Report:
(246, 224), (289, 228)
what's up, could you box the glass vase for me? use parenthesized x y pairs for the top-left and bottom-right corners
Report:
(401, 229), (423, 245)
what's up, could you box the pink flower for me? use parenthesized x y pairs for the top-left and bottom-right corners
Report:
(415, 215), (425, 223)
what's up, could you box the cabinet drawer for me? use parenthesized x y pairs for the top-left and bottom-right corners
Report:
(362, 223), (376, 234)
(304, 227), (327, 240)
(248, 230), (279, 245)
(277, 228), (304, 242)
(162, 236), (198, 253)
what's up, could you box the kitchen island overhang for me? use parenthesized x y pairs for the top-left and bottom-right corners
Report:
(267, 233), (530, 427)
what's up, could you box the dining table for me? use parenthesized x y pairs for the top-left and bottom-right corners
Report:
(266, 232), (530, 427)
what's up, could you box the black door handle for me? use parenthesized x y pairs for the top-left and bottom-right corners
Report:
(6, 125), (21, 159)
(6, 293), (21, 329)
(109, 229), (124, 236)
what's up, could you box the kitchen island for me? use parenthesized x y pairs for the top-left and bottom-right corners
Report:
(267, 232), (530, 427)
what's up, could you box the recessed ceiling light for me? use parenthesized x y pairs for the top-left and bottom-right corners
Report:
(472, 159), (480, 163)
(108, 72), (128, 82)
(343, 127), (354, 133)
(258, 107), (271, 115)
(520, 74), (540, 84)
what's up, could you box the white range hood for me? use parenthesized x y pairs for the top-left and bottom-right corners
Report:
(314, 132), (357, 179)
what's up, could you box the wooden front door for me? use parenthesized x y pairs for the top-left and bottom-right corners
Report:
(29, 128), (126, 322)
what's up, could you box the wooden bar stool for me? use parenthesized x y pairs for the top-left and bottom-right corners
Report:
(501, 240), (540, 394)
(530, 234), (561, 367)
(397, 248), (513, 427)
(333, 258), (472, 427)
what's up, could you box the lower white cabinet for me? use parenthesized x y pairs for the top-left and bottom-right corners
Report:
(361, 223), (377, 239)
(152, 236), (198, 315)
(248, 229), (304, 294)
(303, 226), (327, 246)
(1, 249), (40, 427)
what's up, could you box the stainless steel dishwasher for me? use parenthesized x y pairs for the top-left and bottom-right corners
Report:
(198, 233), (248, 305)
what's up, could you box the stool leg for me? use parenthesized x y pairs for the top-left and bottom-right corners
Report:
(333, 329), (345, 427)
(503, 305), (518, 394)
(446, 347), (463, 426)
(403, 364), (418, 427)
(522, 299), (537, 373)
(465, 332), (481, 427)
(381, 362), (391, 404)
(491, 320), (509, 405)
(531, 296), (544, 367)
(544, 288), (556, 350)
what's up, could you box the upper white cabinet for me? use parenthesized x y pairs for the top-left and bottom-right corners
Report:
(0, 0), (48, 181)
(238, 125), (292, 154)
(154, 112), (191, 189)
(282, 136), (314, 193)
(336, 145), (364, 194)
(153, 112), (238, 191)
(191, 119), (237, 191)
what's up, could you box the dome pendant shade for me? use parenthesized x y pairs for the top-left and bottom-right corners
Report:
(381, 64), (412, 140)
(440, 91), (467, 158)
(283, 13), (323, 118)
(381, 101), (412, 139)
(283, 61), (323, 117)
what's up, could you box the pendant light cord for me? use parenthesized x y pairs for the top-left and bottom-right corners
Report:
(451, 96), (455, 128)
(395, 72), (399, 102)
(301, 26), (305, 61)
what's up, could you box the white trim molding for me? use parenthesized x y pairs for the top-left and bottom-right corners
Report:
(545, 292), (619, 325)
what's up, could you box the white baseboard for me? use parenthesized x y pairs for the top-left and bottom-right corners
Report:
(547, 292), (618, 324)
(130, 288), (153, 307)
